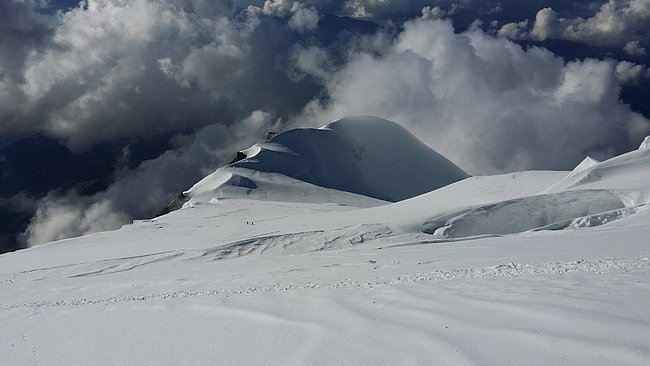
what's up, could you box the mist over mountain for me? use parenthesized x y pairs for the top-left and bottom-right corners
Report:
(1, 0), (650, 252)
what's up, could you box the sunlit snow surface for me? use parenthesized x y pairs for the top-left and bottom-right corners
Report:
(1, 117), (650, 365)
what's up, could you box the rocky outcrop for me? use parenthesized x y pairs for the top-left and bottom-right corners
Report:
(154, 193), (189, 218)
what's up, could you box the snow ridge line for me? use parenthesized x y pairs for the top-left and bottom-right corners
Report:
(2, 256), (648, 310)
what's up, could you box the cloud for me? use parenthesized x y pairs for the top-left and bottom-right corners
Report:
(4, 0), (227, 148)
(289, 45), (334, 81)
(529, 7), (560, 41)
(616, 60), (650, 84)
(624, 40), (647, 55)
(289, 5), (321, 32)
(6, 2), (639, 155)
(342, 0), (438, 18)
(497, 19), (529, 39)
(297, 18), (650, 174)
(499, 1), (650, 49)
(336, 0), (599, 26)
(25, 110), (280, 245)
(25, 193), (130, 245)
(258, 0), (295, 17)
(1, 0), (317, 151)
(248, 1), (321, 32)
(0, 0), (53, 127)
(420, 5), (457, 21)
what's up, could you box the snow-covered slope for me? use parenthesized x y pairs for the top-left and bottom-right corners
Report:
(411, 146), (650, 240)
(1, 120), (649, 366)
(186, 116), (469, 203)
(544, 144), (650, 194)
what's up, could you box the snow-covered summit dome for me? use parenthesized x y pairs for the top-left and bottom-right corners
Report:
(186, 116), (469, 203)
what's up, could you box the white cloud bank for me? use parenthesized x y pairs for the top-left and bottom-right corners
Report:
(616, 60), (650, 84)
(624, 40), (647, 55)
(499, 0), (650, 51)
(298, 18), (650, 174)
(2, 0), (314, 151)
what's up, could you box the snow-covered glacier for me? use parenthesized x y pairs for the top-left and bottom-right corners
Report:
(1, 116), (650, 365)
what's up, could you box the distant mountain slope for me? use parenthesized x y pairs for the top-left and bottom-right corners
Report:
(186, 116), (469, 204)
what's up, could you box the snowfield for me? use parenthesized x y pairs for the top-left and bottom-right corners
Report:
(1, 116), (649, 365)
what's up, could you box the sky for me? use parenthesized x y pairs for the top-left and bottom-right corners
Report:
(1, 0), (649, 251)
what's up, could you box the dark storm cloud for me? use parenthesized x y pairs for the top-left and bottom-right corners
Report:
(0, 0), (53, 130)
(1, 0), (317, 150)
(0, 1), (52, 71)
(5, 1), (641, 150)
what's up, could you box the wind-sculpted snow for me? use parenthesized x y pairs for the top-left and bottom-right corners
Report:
(3, 256), (648, 311)
(186, 167), (388, 208)
(195, 224), (392, 260)
(186, 116), (469, 203)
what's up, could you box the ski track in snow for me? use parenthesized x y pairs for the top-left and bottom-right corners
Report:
(2, 256), (648, 311)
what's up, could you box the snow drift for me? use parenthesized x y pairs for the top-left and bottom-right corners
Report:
(186, 116), (469, 204)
